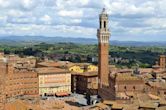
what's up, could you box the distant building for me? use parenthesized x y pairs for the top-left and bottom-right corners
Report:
(91, 56), (98, 63)
(159, 55), (166, 69)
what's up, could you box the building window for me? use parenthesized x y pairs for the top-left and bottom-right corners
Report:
(164, 92), (166, 95)
(133, 86), (135, 90)
(124, 86), (127, 90)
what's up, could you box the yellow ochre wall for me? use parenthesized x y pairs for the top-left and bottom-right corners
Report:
(39, 73), (71, 96)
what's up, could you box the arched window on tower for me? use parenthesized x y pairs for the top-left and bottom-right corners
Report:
(104, 21), (106, 28)
(100, 21), (102, 29)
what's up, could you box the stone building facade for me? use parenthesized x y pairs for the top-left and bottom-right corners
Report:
(36, 61), (71, 96)
(109, 73), (145, 103)
(0, 54), (39, 103)
(71, 71), (98, 95)
(37, 67), (71, 96)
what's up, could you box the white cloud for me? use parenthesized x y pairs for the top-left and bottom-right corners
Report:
(58, 10), (83, 18)
(0, 0), (165, 41)
(0, 16), (7, 26)
(20, 0), (38, 10)
(56, 0), (90, 9)
(40, 15), (52, 24)
(145, 18), (166, 29)
(0, 0), (10, 8)
(103, 0), (155, 16)
(8, 9), (24, 17)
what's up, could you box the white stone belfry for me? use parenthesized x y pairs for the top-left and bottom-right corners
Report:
(97, 8), (110, 44)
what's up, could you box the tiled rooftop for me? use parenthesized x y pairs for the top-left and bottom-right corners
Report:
(36, 67), (69, 74)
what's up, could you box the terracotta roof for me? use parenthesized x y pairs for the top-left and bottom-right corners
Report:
(139, 102), (158, 109)
(153, 69), (166, 73)
(5, 99), (42, 110)
(152, 64), (160, 68)
(148, 93), (160, 100)
(115, 73), (142, 81)
(156, 106), (166, 110)
(55, 92), (70, 96)
(38, 61), (80, 69)
(123, 105), (138, 110)
(75, 63), (91, 66)
(103, 100), (115, 105)
(109, 65), (116, 68)
(159, 99), (166, 106)
(53, 61), (76, 68)
(148, 81), (166, 89)
(160, 55), (166, 57)
(36, 67), (69, 74)
(142, 74), (153, 79)
(136, 93), (151, 102)
(139, 68), (153, 74)
(111, 103), (123, 109)
(76, 71), (98, 77)
(94, 103), (110, 109)
(125, 92), (135, 97)
(38, 61), (63, 67)
(40, 83), (71, 88)
(116, 92), (130, 99)
(116, 69), (133, 73)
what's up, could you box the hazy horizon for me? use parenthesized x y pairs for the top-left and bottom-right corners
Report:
(1, 35), (166, 43)
(0, 0), (166, 42)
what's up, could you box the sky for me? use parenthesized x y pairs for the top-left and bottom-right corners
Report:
(0, 0), (166, 41)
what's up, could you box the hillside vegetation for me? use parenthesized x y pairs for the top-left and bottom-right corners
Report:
(0, 42), (166, 68)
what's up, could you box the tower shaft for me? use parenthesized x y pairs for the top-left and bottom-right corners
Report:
(97, 8), (111, 100)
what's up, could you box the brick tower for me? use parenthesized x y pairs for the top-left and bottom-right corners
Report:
(97, 8), (111, 100)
